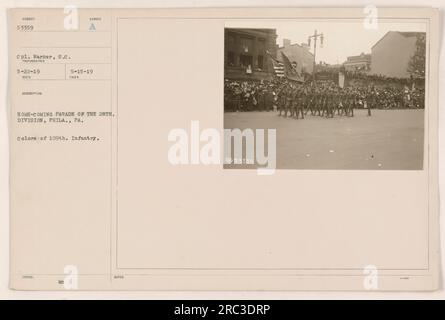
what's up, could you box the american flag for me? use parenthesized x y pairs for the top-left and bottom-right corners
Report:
(266, 50), (285, 78)
(272, 61), (285, 78)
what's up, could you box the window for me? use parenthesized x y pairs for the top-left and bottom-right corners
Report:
(239, 54), (253, 68)
(257, 55), (264, 69)
(258, 38), (266, 53)
(240, 37), (254, 54)
(227, 51), (235, 66)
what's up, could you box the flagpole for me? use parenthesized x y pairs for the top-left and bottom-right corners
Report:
(313, 30), (317, 80)
(308, 30), (324, 81)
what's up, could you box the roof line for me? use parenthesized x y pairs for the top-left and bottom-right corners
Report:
(371, 31), (392, 49)
(277, 45), (314, 57)
(371, 31), (422, 49)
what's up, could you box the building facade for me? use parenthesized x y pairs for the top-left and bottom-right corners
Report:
(343, 52), (371, 72)
(224, 28), (277, 81)
(276, 38), (314, 75)
(370, 31), (424, 78)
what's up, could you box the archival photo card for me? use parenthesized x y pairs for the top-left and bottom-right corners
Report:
(7, 7), (439, 291)
(223, 20), (427, 170)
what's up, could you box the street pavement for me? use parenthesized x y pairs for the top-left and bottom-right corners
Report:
(224, 109), (424, 170)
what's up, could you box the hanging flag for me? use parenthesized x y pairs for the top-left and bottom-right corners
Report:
(265, 50), (285, 78)
(280, 52), (302, 82)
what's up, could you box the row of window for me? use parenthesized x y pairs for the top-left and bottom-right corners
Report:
(226, 52), (264, 69)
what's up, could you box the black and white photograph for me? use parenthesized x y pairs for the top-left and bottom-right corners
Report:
(224, 21), (426, 170)
(1, 4), (442, 299)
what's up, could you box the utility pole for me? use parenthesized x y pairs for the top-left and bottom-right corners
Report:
(308, 30), (324, 81)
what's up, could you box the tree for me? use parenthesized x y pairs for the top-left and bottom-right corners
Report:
(407, 33), (426, 78)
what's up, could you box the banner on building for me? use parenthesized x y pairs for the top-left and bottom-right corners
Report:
(338, 71), (345, 88)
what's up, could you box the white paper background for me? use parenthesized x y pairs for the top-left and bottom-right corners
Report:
(0, 0), (443, 299)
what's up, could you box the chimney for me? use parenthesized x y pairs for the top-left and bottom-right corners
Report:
(283, 38), (291, 48)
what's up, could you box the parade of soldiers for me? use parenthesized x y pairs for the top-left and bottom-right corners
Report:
(276, 82), (358, 119)
(224, 76), (424, 117)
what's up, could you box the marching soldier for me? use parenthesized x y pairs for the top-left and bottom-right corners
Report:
(321, 91), (328, 117)
(349, 90), (356, 117)
(277, 85), (286, 116)
(284, 85), (293, 117)
(265, 86), (274, 111)
(294, 89), (304, 119)
(319, 87), (325, 117)
(344, 90), (352, 117)
(338, 89), (346, 116)
(316, 91), (324, 117)
(334, 89), (341, 116)
(329, 90), (336, 118)
(324, 89), (333, 118)
(291, 87), (298, 118)
(306, 89), (315, 115)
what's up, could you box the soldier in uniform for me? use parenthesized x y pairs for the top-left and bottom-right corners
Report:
(305, 89), (315, 116)
(299, 89), (306, 119)
(329, 89), (335, 117)
(333, 89), (341, 116)
(320, 91), (327, 117)
(290, 87), (296, 118)
(265, 85), (274, 111)
(290, 87), (298, 118)
(319, 89), (325, 117)
(323, 89), (333, 118)
(345, 89), (352, 116)
(284, 85), (293, 118)
(337, 89), (346, 116)
(277, 85), (286, 116)
(293, 88), (304, 119)
(351, 89), (357, 116)
(317, 90), (325, 117)
(349, 90), (356, 117)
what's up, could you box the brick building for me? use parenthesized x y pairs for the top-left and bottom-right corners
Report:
(343, 52), (371, 72)
(224, 28), (277, 81)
